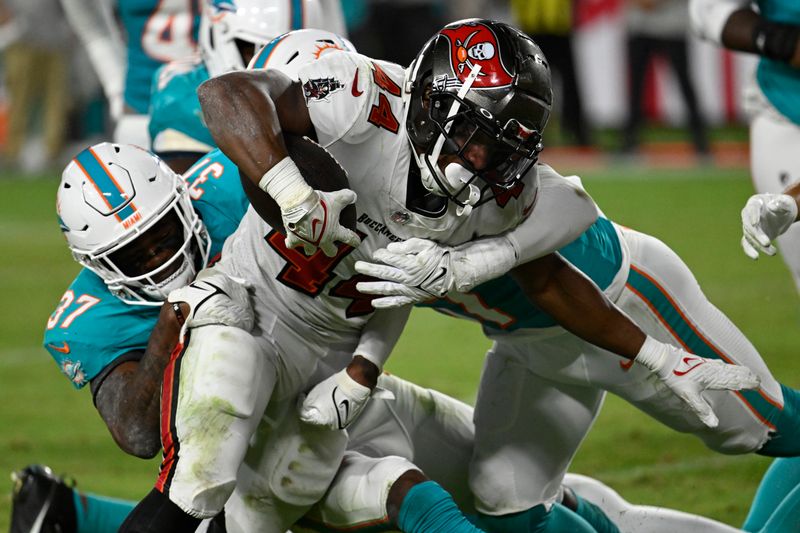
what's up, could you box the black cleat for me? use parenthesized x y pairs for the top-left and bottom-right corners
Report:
(9, 465), (77, 533)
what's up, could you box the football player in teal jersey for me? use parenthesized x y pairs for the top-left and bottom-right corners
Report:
(691, 0), (800, 293)
(60, 0), (202, 146)
(149, 0), (351, 173)
(691, 3), (800, 528)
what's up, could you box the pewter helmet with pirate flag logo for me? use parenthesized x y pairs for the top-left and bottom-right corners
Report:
(405, 19), (553, 213)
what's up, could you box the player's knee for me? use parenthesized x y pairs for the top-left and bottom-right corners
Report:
(182, 325), (268, 419)
(175, 478), (238, 519)
(310, 453), (417, 530)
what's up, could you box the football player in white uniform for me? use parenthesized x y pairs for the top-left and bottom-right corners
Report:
(195, 16), (800, 532)
(690, 0), (800, 292)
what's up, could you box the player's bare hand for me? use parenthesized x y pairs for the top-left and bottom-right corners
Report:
(282, 189), (361, 257)
(741, 193), (798, 259)
(635, 336), (760, 428)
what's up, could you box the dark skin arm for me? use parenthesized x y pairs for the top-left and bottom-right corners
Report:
(721, 8), (800, 68)
(93, 302), (188, 458)
(510, 253), (646, 359)
(197, 70), (314, 185)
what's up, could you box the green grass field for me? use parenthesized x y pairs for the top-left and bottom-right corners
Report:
(1, 163), (797, 530)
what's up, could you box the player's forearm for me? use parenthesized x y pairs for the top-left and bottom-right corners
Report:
(720, 8), (800, 66)
(511, 254), (646, 359)
(95, 304), (182, 458)
(348, 305), (412, 388)
(198, 70), (293, 184)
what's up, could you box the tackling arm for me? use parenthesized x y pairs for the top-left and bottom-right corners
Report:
(512, 254), (760, 428)
(511, 254), (645, 357)
(92, 302), (185, 459)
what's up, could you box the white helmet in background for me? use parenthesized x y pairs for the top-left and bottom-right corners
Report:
(200, 0), (298, 78)
(248, 28), (355, 79)
(57, 143), (210, 305)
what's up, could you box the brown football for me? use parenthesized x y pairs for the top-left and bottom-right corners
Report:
(239, 134), (357, 234)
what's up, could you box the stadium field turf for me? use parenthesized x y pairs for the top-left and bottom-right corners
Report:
(1, 164), (797, 529)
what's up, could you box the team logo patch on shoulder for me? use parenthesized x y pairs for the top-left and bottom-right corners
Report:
(303, 77), (344, 103)
(440, 22), (513, 89)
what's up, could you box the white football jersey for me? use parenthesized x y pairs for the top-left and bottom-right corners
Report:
(219, 51), (592, 350)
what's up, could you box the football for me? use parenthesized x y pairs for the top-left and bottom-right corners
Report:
(239, 134), (357, 235)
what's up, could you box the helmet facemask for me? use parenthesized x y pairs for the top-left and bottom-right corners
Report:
(59, 143), (212, 306)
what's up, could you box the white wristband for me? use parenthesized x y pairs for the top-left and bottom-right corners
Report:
(258, 157), (314, 210)
(635, 335), (670, 377)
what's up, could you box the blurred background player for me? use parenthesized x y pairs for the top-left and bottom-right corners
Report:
(621, 0), (709, 159)
(0, 0), (72, 171)
(60, 0), (201, 147)
(149, 0), (351, 173)
(691, 0), (800, 292)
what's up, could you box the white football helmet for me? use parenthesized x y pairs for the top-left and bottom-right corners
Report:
(58, 143), (210, 305)
(247, 28), (355, 79)
(200, 0), (297, 78)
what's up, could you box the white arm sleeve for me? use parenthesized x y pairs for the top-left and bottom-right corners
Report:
(689, 0), (749, 43)
(60, 0), (125, 100)
(506, 168), (599, 265)
(353, 305), (412, 370)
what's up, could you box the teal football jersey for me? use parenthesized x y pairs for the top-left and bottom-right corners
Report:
(756, 0), (800, 124)
(118, 0), (200, 114)
(421, 217), (624, 335)
(149, 58), (215, 153)
(44, 149), (248, 389)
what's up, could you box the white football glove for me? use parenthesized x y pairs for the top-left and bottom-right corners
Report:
(297, 368), (375, 430)
(282, 189), (361, 257)
(355, 237), (517, 309)
(167, 272), (254, 337)
(636, 336), (761, 428)
(355, 239), (455, 308)
(741, 193), (798, 259)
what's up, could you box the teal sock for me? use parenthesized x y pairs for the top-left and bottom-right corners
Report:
(743, 457), (800, 532)
(475, 503), (596, 533)
(397, 480), (484, 533)
(573, 494), (620, 533)
(759, 483), (800, 533)
(73, 490), (136, 533)
(759, 384), (800, 457)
